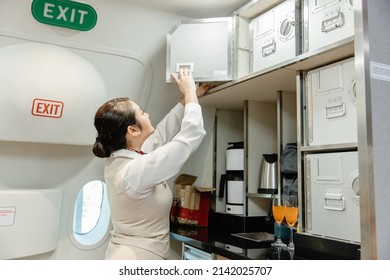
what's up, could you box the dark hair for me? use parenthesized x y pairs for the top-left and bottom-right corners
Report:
(92, 97), (140, 158)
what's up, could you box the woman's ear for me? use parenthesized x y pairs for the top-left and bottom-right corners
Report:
(127, 126), (141, 136)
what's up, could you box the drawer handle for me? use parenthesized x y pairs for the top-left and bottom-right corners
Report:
(322, 11), (344, 32)
(262, 40), (276, 57)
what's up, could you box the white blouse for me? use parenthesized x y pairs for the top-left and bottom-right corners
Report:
(108, 102), (205, 199)
(103, 102), (205, 259)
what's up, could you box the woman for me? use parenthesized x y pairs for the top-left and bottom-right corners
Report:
(93, 68), (212, 260)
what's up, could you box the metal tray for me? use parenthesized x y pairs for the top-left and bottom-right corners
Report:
(231, 232), (274, 242)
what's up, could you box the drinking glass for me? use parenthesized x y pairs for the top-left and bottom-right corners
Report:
(272, 245), (283, 260)
(271, 195), (286, 248)
(284, 194), (298, 252)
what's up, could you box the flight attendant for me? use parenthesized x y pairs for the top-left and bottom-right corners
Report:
(93, 68), (212, 259)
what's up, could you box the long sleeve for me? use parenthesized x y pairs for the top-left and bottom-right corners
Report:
(141, 103), (184, 153)
(121, 102), (205, 198)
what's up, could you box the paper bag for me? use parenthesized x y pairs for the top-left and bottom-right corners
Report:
(170, 174), (215, 227)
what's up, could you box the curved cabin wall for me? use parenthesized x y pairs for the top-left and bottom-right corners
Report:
(0, 43), (107, 145)
(0, 39), (152, 145)
(0, 188), (62, 260)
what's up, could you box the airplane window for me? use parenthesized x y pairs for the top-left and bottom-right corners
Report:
(71, 180), (111, 249)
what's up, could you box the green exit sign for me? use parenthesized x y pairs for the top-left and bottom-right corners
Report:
(31, 0), (97, 31)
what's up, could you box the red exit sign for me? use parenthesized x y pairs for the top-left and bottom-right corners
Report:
(31, 98), (64, 118)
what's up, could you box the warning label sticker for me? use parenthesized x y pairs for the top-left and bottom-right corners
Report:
(0, 206), (16, 226)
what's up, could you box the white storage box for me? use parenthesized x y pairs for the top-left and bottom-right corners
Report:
(305, 151), (360, 243)
(251, 0), (299, 73)
(166, 17), (250, 83)
(305, 57), (357, 146)
(304, 0), (354, 52)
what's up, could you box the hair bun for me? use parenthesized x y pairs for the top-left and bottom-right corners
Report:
(92, 139), (111, 158)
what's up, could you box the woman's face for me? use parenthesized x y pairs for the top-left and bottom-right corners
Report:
(130, 101), (154, 137)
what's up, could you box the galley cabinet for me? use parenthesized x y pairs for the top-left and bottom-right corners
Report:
(251, 0), (301, 74)
(166, 15), (250, 84)
(303, 0), (355, 53)
(297, 55), (360, 247)
(176, 0), (390, 259)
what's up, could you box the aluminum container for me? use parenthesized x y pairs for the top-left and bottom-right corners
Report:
(303, 0), (354, 52)
(166, 16), (250, 83)
(251, 0), (301, 73)
(305, 151), (360, 243)
(305, 57), (357, 146)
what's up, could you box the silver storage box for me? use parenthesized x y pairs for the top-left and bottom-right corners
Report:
(167, 17), (249, 83)
(304, 0), (354, 52)
(305, 151), (360, 243)
(305, 57), (357, 146)
(251, 0), (299, 73)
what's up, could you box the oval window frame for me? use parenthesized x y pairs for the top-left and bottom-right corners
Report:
(68, 178), (111, 250)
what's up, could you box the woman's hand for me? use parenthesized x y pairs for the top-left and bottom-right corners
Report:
(171, 68), (198, 104)
(171, 68), (196, 95)
(196, 83), (214, 98)
(171, 69), (215, 105)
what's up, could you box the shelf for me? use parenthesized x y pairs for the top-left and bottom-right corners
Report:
(247, 192), (274, 199)
(235, 0), (285, 19)
(300, 143), (358, 153)
(199, 38), (354, 110)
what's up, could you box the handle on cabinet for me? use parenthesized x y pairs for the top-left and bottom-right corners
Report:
(262, 39), (276, 57)
(321, 11), (345, 32)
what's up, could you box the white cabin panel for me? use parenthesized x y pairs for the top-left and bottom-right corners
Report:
(0, 0), (214, 260)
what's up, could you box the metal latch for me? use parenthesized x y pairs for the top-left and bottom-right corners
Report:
(262, 39), (276, 57)
(175, 62), (194, 72)
(322, 9), (345, 32)
(324, 190), (345, 211)
(325, 102), (346, 119)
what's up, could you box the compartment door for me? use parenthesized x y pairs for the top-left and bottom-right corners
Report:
(307, 0), (354, 51)
(306, 151), (360, 243)
(167, 18), (233, 83)
(306, 57), (357, 146)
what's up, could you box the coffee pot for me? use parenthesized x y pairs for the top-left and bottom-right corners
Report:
(258, 153), (278, 194)
(221, 142), (245, 215)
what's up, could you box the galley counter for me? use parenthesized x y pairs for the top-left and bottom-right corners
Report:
(170, 212), (361, 260)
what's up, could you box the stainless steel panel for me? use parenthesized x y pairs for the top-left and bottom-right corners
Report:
(166, 17), (234, 83)
(355, 0), (390, 260)
(231, 232), (274, 242)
